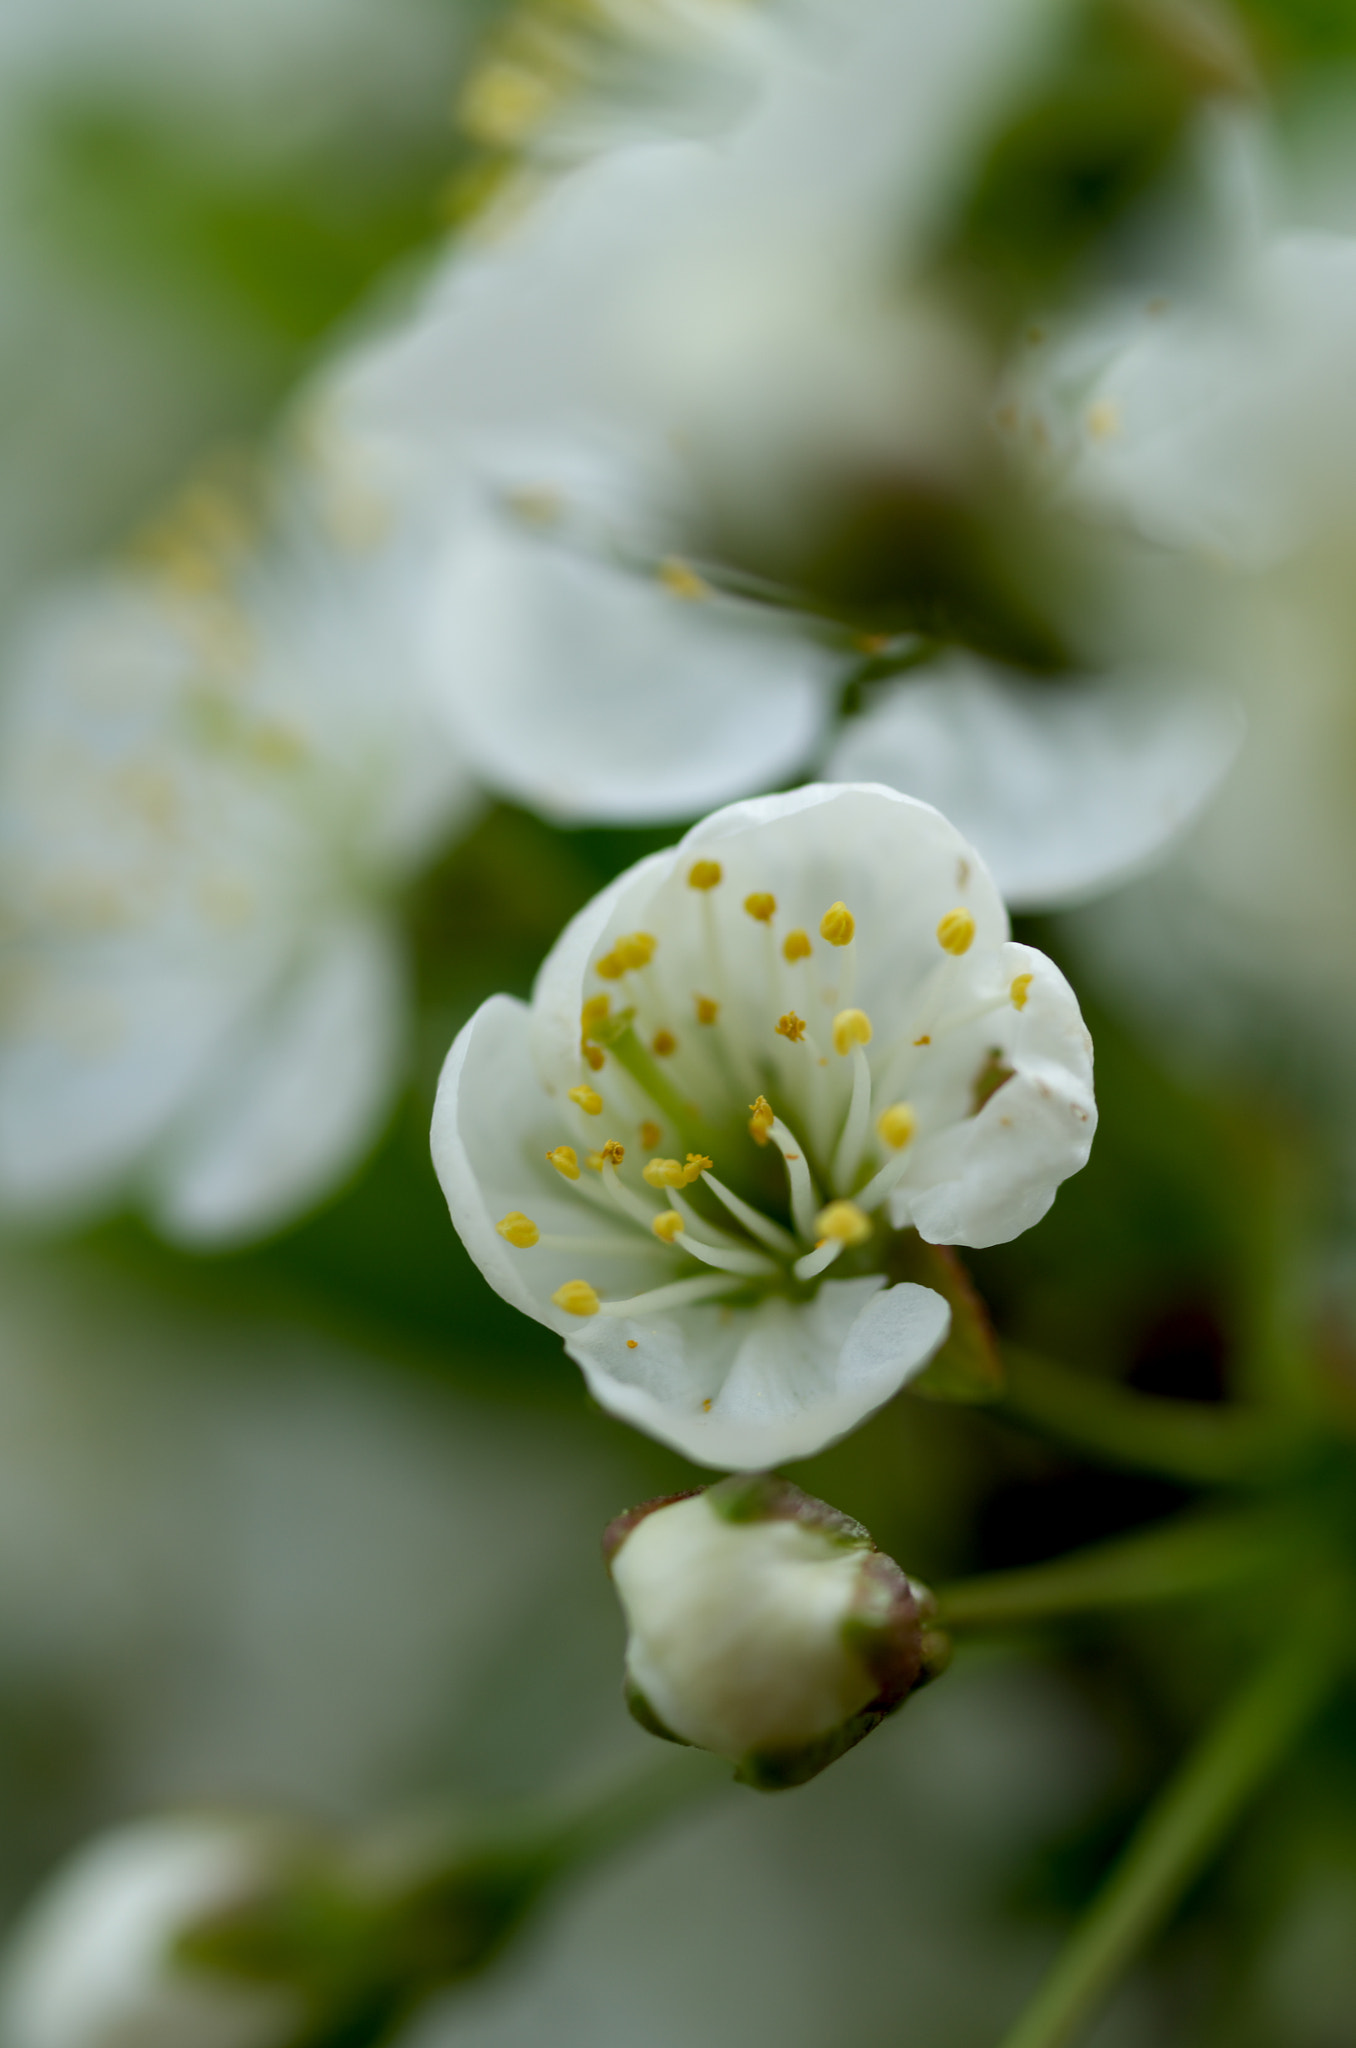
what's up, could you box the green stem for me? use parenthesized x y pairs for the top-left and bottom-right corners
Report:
(994, 1606), (1339, 2048)
(998, 1347), (1300, 1487)
(935, 1507), (1300, 1634)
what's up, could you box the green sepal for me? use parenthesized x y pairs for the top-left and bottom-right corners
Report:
(623, 1675), (693, 1749)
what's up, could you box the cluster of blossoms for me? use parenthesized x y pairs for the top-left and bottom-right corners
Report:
(432, 780), (1096, 1789)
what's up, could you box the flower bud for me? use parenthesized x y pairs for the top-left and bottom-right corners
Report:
(604, 1476), (946, 1790)
(0, 1817), (304, 2048)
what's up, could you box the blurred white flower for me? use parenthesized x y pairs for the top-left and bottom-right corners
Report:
(310, 0), (1064, 828)
(1024, 233), (1356, 573)
(431, 783), (1095, 1468)
(0, 477), (476, 1244)
(0, 1816), (299, 2048)
(827, 657), (1243, 910)
(605, 1474), (934, 1788)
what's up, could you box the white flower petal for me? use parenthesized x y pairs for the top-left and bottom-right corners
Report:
(827, 661), (1243, 909)
(433, 994), (675, 1331)
(899, 943), (1096, 1247)
(151, 915), (405, 1247)
(568, 1277), (949, 1469)
(424, 511), (836, 824)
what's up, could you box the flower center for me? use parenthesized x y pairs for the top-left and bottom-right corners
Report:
(497, 860), (1025, 1321)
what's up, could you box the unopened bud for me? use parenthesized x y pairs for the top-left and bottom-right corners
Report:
(603, 1476), (944, 1790)
(0, 1817), (304, 2048)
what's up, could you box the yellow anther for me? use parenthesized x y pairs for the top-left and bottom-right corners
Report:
(546, 1145), (580, 1181)
(496, 1211), (539, 1248)
(581, 995), (611, 1036)
(748, 1096), (775, 1146)
(652, 1210), (684, 1244)
(586, 1151), (606, 1173)
(877, 1102), (917, 1151)
(601, 1140), (626, 1166)
(782, 928), (812, 963)
(688, 860), (723, 891)
(595, 951), (625, 981)
(569, 1085), (603, 1116)
(643, 1158), (687, 1189)
(639, 1120), (662, 1150)
(503, 484), (562, 527)
(1086, 398), (1121, 442)
(614, 931), (657, 971)
(552, 1280), (600, 1317)
(776, 1012), (807, 1044)
(627, 1339), (639, 1350)
(702, 1397), (713, 1412)
(583, 1044), (606, 1072)
(682, 1154), (713, 1184)
(820, 901), (855, 947)
(832, 1008), (873, 1056)
(815, 1201), (872, 1247)
(694, 993), (719, 1025)
(1010, 972), (1034, 1011)
(658, 556), (709, 601)
(914, 1034), (931, 1047)
(937, 907), (976, 956)
(744, 892), (776, 923)
(652, 1029), (677, 1057)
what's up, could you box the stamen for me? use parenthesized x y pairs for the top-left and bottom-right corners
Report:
(659, 557), (710, 601)
(683, 1153), (713, 1184)
(783, 929), (812, 963)
(673, 1233), (778, 1279)
(651, 1029), (677, 1057)
(602, 1157), (659, 1229)
(581, 995), (610, 1036)
(830, 1045), (874, 1194)
(877, 1102), (917, 1150)
(643, 1157), (687, 1189)
(597, 1274), (740, 1316)
(776, 1012), (807, 1044)
(595, 951), (626, 981)
(586, 1151), (605, 1173)
(700, 1170), (800, 1256)
(583, 1045), (606, 1072)
(768, 1114), (822, 1243)
(694, 994), (719, 1025)
(832, 1008), (873, 1055)
(639, 1120), (662, 1149)
(569, 1085), (603, 1115)
(652, 1210), (684, 1243)
(744, 892), (776, 922)
(937, 907), (976, 956)
(815, 1200), (872, 1246)
(546, 1145), (580, 1181)
(748, 1095), (775, 1146)
(615, 932), (657, 970)
(688, 860), (723, 891)
(601, 1140), (625, 1166)
(552, 1280), (600, 1317)
(820, 901), (855, 947)
(1011, 972), (1033, 1010)
(496, 1212), (539, 1248)
(793, 1237), (845, 1282)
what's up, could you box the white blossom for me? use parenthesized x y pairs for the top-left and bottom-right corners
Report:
(605, 1474), (935, 1788)
(827, 657), (1243, 910)
(431, 783), (1095, 1468)
(0, 1817), (300, 2048)
(0, 476), (476, 1243)
(309, 0), (1057, 828)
